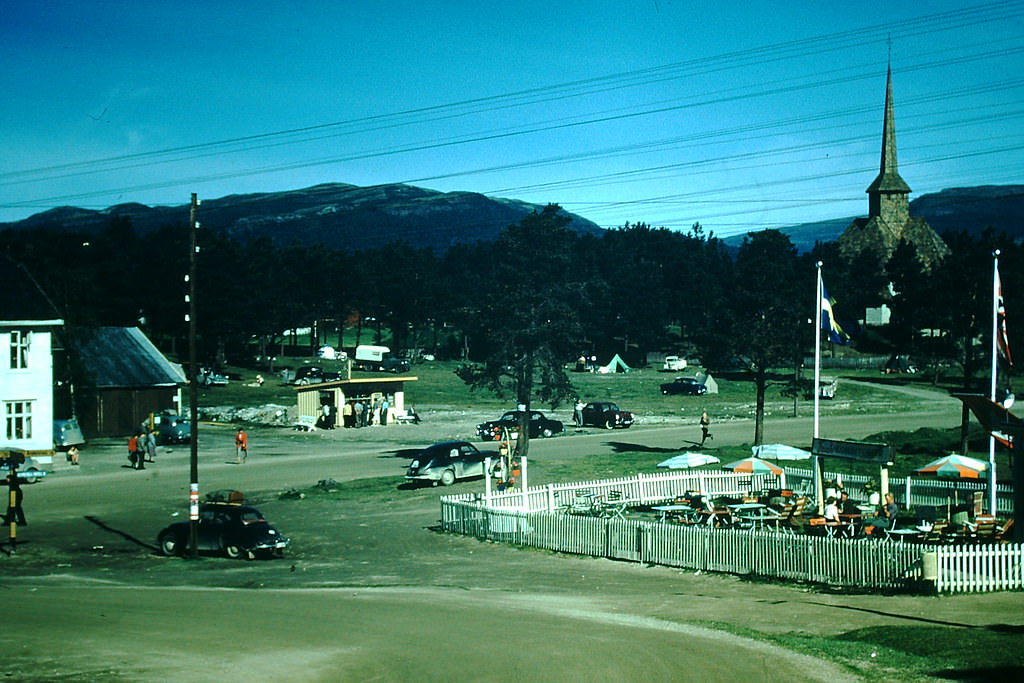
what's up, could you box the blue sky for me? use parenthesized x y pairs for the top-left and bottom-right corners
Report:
(1, 1), (1022, 237)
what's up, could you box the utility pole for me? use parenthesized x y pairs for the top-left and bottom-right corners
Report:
(187, 194), (200, 558)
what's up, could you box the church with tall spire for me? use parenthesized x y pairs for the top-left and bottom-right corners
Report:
(837, 65), (950, 269)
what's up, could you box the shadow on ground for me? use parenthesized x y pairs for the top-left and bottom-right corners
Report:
(607, 441), (680, 454)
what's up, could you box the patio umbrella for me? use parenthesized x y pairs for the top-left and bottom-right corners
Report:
(721, 457), (783, 475)
(915, 454), (989, 479)
(751, 443), (812, 461)
(657, 452), (720, 469)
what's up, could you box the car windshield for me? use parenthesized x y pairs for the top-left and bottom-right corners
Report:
(240, 510), (265, 524)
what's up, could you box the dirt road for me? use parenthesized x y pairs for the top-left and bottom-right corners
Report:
(3, 408), (1021, 682)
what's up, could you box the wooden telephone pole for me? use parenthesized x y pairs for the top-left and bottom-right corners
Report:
(188, 194), (200, 557)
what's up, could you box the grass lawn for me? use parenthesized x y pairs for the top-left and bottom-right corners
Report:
(201, 356), (934, 416)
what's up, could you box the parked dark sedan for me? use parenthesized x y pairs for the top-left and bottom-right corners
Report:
(580, 402), (634, 429)
(148, 413), (191, 445)
(405, 441), (499, 486)
(157, 502), (290, 559)
(660, 377), (708, 395)
(476, 410), (564, 441)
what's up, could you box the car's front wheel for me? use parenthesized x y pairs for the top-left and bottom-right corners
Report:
(541, 427), (554, 438)
(224, 543), (244, 559)
(439, 469), (456, 486)
(158, 532), (180, 557)
(604, 419), (615, 430)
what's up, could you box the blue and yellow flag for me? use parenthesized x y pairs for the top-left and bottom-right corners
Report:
(821, 282), (849, 344)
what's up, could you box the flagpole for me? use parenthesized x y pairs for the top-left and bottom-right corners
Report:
(814, 262), (824, 514)
(988, 250), (1001, 516)
(814, 262), (822, 440)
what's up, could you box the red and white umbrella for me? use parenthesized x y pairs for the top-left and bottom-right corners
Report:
(721, 457), (783, 475)
(915, 454), (988, 479)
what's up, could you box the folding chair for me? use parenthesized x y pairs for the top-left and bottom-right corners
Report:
(600, 490), (628, 520)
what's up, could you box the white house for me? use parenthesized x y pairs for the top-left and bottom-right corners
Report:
(0, 256), (64, 461)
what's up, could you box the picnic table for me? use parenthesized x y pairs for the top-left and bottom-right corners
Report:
(728, 503), (783, 530)
(652, 504), (699, 524)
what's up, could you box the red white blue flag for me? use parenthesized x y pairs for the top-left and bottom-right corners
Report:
(997, 268), (1013, 365)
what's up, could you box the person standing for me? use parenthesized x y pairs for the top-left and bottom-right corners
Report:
(145, 428), (157, 463)
(699, 411), (712, 446)
(380, 396), (390, 426)
(128, 432), (144, 469)
(573, 399), (584, 428)
(4, 476), (26, 526)
(235, 427), (248, 464)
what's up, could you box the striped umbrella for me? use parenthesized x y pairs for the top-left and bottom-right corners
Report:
(721, 457), (783, 475)
(657, 452), (720, 469)
(915, 454), (989, 479)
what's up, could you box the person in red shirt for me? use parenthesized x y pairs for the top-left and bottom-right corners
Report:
(235, 427), (248, 464)
(128, 432), (143, 469)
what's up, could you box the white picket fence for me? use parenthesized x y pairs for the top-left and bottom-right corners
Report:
(440, 500), (925, 589)
(440, 469), (1024, 593)
(929, 544), (1024, 593)
(463, 469), (782, 513)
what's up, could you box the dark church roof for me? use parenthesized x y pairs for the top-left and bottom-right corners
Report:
(0, 255), (64, 325)
(70, 327), (185, 388)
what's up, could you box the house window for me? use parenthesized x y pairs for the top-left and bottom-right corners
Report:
(5, 401), (33, 440)
(10, 330), (30, 369)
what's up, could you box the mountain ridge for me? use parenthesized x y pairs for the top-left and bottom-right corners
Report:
(1, 182), (605, 252)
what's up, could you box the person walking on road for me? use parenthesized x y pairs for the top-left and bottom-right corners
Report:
(235, 427), (248, 464)
(699, 411), (712, 447)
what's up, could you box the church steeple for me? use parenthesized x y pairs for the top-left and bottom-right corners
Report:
(837, 63), (949, 271)
(865, 64), (911, 224)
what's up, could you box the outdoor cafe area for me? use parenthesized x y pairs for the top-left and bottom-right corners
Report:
(557, 485), (1015, 545)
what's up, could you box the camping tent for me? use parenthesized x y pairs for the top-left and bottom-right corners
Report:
(695, 371), (718, 394)
(598, 354), (631, 374)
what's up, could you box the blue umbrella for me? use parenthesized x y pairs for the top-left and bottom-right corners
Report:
(752, 443), (812, 460)
(657, 452), (720, 469)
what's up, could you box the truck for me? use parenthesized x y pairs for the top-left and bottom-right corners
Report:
(661, 355), (687, 372)
(354, 345), (410, 373)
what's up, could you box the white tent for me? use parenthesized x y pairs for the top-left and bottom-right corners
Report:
(695, 371), (718, 394)
(598, 354), (631, 374)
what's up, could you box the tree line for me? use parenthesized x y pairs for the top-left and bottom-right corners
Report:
(2, 206), (1019, 438)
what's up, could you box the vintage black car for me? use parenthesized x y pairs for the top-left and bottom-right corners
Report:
(580, 401), (634, 429)
(405, 441), (499, 486)
(157, 502), (290, 559)
(291, 366), (342, 385)
(476, 410), (564, 441)
(660, 377), (708, 395)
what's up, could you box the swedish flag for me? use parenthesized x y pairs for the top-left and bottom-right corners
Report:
(821, 282), (849, 344)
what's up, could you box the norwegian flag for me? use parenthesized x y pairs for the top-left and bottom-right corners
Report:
(997, 268), (1013, 366)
